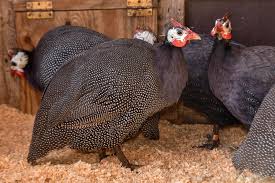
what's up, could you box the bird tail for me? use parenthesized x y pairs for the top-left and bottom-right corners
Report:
(27, 107), (69, 164)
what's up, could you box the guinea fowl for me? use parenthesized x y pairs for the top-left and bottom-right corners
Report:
(208, 15), (275, 129)
(27, 20), (201, 169)
(8, 25), (111, 91)
(232, 84), (275, 177)
(180, 33), (241, 149)
(134, 23), (242, 149)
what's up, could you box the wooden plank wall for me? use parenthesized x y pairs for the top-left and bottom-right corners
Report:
(158, 0), (185, 35)
(0, 0), (23, 110)
(0, 0), (186, 114)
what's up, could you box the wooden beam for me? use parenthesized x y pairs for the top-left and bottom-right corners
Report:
(14, 0), (158, 12)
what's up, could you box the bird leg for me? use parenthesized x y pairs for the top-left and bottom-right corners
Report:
(98, 149), (109, 161)
(113, 145), (141, 170)
(196, 124), (220, 150)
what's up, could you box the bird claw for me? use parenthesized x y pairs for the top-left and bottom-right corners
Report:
(99, 152), (109, 161)
(113, 145), (142, 171)
(127, 163), (142, 171)
(195, 141), (219, 150)
(193, 133), (220, 150)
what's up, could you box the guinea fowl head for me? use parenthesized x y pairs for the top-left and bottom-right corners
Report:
(164, 18), (201, 47)
(8, 48), (29, 78)
(133, 26), (157, 45)
(211, 13), (232, 40)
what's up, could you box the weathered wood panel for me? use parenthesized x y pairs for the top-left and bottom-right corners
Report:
(14, 0), (158, 11)
(0, 0), (25, 111)
(0, 0), (8, 104)
(15, 9), (158, 51)
(158, 0), (185, 35)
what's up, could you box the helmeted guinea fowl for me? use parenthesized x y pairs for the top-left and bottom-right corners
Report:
(232, 84), (275, 177)
(134, 22), (242, 149)
(27, 20), (201, 169)
(208, 15), (275, 127)
(180, 33), (242, 149)
(8, 25), (111, 91)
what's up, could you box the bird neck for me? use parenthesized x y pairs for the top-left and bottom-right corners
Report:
(209, 38), (233, 69)
(154, 44), (188, 105)
(23, 50), (43, 91)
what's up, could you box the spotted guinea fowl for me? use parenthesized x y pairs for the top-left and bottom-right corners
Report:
(27, 20), (200, 169)
(8, 25), (110, 91)
(232, 84), (275, 177)
(135, 22), (242, 149)
(208, 15), (275, 128)
(180, 33), (242, 149)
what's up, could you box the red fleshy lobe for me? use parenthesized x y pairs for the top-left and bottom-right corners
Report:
(171, 39), (187, 47)
(10, 69), (25, 78)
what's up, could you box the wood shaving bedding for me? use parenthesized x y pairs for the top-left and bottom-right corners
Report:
(0, 104), (274, 183)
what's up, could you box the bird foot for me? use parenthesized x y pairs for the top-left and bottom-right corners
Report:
(98, 150), (109, 161)
(113, 145), (142, 171)
(193, 133), (220, 150)
(127, 163), (142, 171)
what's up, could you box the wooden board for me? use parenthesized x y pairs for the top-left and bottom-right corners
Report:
(14, 0), (158, 11)
(158, 0), (185, 35)
(0, 0), (26, 111)
(16, 9), (158, 51)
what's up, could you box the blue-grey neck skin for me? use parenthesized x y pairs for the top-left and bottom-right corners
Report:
(22, 50), (44, 91)
(153, 43), (188, 105)
(210, 38), (231, 64)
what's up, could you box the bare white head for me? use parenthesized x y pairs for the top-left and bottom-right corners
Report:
(133, 27), (157, 45)
(8, 49), (29, 77)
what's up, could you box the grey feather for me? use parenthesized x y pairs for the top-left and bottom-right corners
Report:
(233, 84), (275, 177)
(26, 25), (110, 90)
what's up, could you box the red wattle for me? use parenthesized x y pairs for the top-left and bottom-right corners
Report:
(222, 32), (232, 40)
(15, 70), (25, 78)
(10, 69), (25, 78)
(172, 39), (186, 47)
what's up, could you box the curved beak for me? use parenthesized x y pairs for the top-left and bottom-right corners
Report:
(211, 27), (217, 37)
(189, 31), (201, 40)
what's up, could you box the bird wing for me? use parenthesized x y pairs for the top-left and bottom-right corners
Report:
(224, 46), (275, 124)
(40, 52), (133, 130)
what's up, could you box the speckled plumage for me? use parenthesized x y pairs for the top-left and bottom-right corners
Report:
(26, 25), (110, 90)
(208, 39), (275, 125)
(27, 38), (188, 164)
(233, 84), (275, 177)
(180, 34), (239, 126)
